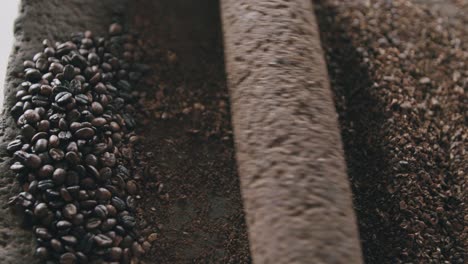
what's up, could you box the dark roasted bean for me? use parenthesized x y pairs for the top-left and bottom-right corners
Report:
(34, 203), (49, 218)
(94, 234), (113, 248)
(74, 127), (95, 139)
(63, 65), (75, 80)
(55, 92), (73, 104)
(85, 217), (101, 230)
(62, 203), (77, 220)
(49, 148), (64, 161)
(25, 68), (42, 82)
(59, 252), (76, 264)
(23, 109), (40, 123)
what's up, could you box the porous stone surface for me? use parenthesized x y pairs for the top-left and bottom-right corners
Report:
(0, 1), (125, 263)
(221, 1), (363, 263)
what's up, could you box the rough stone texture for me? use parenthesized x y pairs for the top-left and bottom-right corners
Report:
(221, 1), (363, 263)
(0, 1), (125, 263)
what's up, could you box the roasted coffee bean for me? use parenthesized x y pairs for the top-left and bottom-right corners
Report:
(35, 227), (52, 240)
(38, 165), (54, 178)
(63, 65), (75, 80)
(23, 109), (40, 123)
(49, 148), (65, 161)
(85, 218), (101, 230)
(7, 139), (23, 153)
(65, 151), (81, 165)
(28, 83), (41, 94)
(96, 188), (112, 201)
(52, 168), (66, 184)
(91, 117), (107, 127)
(50, 238), (63, 252)
(111, 197), (126, 211)
(56, 220), (72, 230)
(120, 215), (136, 229)
(38, 179), (54, 191)
(25, 68), (42, 82)
(74, 94), (89, 104)
(59, 252), (77, 264)
(71, 54), (88, 69)
(84, 154), (98, 166)
(60, 187), (73, 202)
(49, 62), (64, 74)
(101, 218), (117, 232)
(25, 153), (42, 168)
(35, 58), (48, 72)
(49, 135), (60, 148)
(34, 203), (49, 218)
(61, 235), (77, 246)
(109, 246), (122, 261)
(34, 138), (49, 153)
(63, 203), (77, 219)
(55, 92), (73, 104)
(94, 234), (113, 248)
(94, 204), (108, 219)
(74, 127), (95, 139)
(100, 152), (116, 167)
(90, 101), (104, 115)
(35, 246), (49, 260)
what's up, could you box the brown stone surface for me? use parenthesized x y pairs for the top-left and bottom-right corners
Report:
(221, 1), (363, 263)
(0, 1), (125, 263)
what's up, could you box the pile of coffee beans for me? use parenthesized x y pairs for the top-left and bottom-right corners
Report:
(8, 23), (148, 263)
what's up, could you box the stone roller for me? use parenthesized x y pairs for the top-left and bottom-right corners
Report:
(220, 0), (363, 263)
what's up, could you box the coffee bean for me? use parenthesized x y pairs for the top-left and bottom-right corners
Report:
(94, 204), (108, 219)
(65, 151), (81, 165)
(32, 137), (49, 153)
(111, 197), (126, 211)
(35, 247), (49, 260)
(100, 152), (116, 167)
(74, 127), (95, 139)
(23, 109), (40, 123)
(49, 148), (65, 161)
(57, 220), (72, 230)
(94, 234), (113, 247)
(35, 58), (49, 72)
(89, 72), (101, 85)
(61, 235), (77, 246)
(101, 218), (117, 232)
(34, 203), (49, 218)
(35, 227), (52, 239)
(74, 94), (89, 105)
(85, 218), (101, 230)
(49, 62), (64, 74)
(7, 139), (23, 153)
(38, 164), (54, 178)
(26, 153), (42, 168)
(25, 68), (42, 82)
(63, 65), (75, 80)
(120, 215), (136, 229)
(109, 247), (122, 260)
(63, 203), (77, 219)
(50, 238), (63, 252)
(52, 168), (66, 185)
(70, 54), (88, 69)
(55, 92), (73, 104)
(49, 135), (60, 148)
(96, 188), (112, 200)
(91, 102), (104, 115)
(60, 188), (73, 202)
(59, 252), (77, 264)
(126, 180), (138, 195)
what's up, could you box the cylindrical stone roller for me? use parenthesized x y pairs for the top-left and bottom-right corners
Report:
(220, 1), (363, 263)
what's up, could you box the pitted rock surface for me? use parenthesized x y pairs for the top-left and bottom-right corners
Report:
(0, 1), (125, 263)
(221, 1), (363, 263)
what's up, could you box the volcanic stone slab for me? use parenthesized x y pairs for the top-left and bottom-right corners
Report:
(221, 1), (363, 263)
(0, 1), (125, 263)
